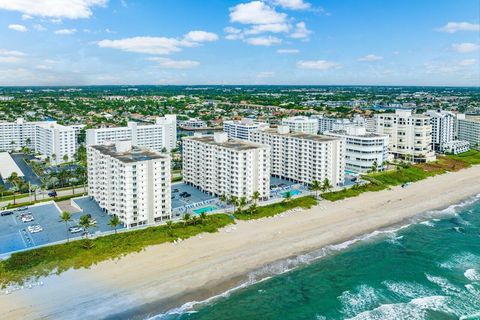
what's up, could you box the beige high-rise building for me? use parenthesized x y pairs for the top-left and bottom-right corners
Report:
(375, 110), (435, 162)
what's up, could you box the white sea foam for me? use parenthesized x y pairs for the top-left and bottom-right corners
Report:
(339, 285), (381, 318)
(439, 252), (480, 270)
(419, 220), (435, 227)
(464, 269), (480, 281)
(383, 281), (436, 300)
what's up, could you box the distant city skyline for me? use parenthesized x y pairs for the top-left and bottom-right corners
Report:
(0, 0), (478, 86)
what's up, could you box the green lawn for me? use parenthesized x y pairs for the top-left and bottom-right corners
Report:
(445, 149), (480, 165)
(234, 196), (317, 220)
(323, 150), (480, 202)
(5, 193), (85, 209)
(0, 214), (234, 287)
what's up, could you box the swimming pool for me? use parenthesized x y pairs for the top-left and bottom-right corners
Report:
(193, 206), (217, 214)
(281, 189), (302, 197)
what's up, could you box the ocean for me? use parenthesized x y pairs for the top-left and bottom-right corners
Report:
(153, 195), (480, 320)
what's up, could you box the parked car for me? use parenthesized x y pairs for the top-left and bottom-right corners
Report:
(16, 207), (28, 211)
(21, 214), (34, 223)
(69, 226), (83, 233)
(1, 211), (13, 216)
(48, 191), (57, 197)
(27, 224), (43, 233)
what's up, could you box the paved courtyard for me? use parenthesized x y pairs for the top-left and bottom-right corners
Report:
(0, 198), (120, 255)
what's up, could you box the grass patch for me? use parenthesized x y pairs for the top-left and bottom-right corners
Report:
(234, 196), (317, 220)
(0, 214), (234, 287)
(5, 193), (84, 209)
(323, 150), (480, 202)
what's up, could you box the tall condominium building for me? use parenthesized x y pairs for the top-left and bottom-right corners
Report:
(182, 133), (271, 200)
(86, 115), (177, 152)
(0, 118), (76, 164)
(223, 118), (269, 140)
(324, 126), (389, 173)
(249, 126), (345, 186)
(281, 116), (319, 134)
(311, 115), (366, 133)
(375, 110), (435, 162)
(425, 110), (456, 152)
(87, 140), (171, 228)
(457, 115), (480, 149)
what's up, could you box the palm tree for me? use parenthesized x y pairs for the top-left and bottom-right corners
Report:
(7, 172), (21, 204)
(9, 185), (19, 205)
(310, 180), (322, 199)
(199, 212), (208, 224)
(75, 166), (87, 194)
(370, 160), (378, 173)
(31, 184), (39, 202)
(59, 211), (72, 243)
(283, 191), (292, 202)
(229, 196), (238, 213)
(248, 203), (257, 215)
(48, 176), (59, 193)
(63, 154), (69, 163)
(108, 215), (121, 234)
(252, 191), (260, 204)
(165, 220), (174, 236)
(238, 197), (247, 213)
(322, 178), (333, 193)
(183, 213), (191, 226)
(219, 194), (227, 203)
(79, 214), (93, 239)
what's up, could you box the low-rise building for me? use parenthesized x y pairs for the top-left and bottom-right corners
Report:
(324, 126), (389, 173)
(250, 126), (345, 186)
(87, 140), (171, 228)
(223, 118), (269, 140)
(281, 116), (319, 135)
(86, 115), (177, 152)
(182, 133), (271, 200)
(180, 118), (207, 128)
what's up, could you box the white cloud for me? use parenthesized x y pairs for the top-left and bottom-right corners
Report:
(437, 22), (480, 33)
(225, 33), (244, 40)
(146, 57), (199, 69)
(230, 1), (286, 25)
(244, 36), (282, 46)
(297, 59), (341, 70)
(273, 0), (311, 10)
(183, 30), (219, 42)
(358, 54), (383, 62)
(35, 64), (52, 70)
(245, 23), (290, 34)
(290, 22), (311, 39)
(21, 13), (32, 20)
(54, 28), (77, 35)
(452, 43), (480, 53)
(8, 24), (27, 32)
(33, 24), (46, 31)
(277, 48), (299, 54)
(98, 36), (184, 54)
(0, 49), (25, 63)
(224, 27), (242, 34)
(0, 0), (107, 19)
(0, 49), (25, 56)
(458, 58), (477, 66)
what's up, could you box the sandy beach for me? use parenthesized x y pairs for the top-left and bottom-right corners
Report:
(1, 165), (480, 320)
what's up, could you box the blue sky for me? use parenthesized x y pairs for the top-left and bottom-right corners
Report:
(0, 0), (478, 86)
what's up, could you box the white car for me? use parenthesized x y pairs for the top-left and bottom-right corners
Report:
(69, 226), (83, 233)
(21, 215), (35, 223)
(27, 225), (43, 233)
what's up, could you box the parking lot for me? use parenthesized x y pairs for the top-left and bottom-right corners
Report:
(0, 199), (121, 255)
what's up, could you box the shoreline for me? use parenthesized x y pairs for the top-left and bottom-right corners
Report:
(1, 165), (480, 320)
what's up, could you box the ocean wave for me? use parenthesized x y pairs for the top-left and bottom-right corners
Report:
(464, 269), (480, 281)
(439, 252), (480, 270)
(382, 281), (436, 300)
(149, 194), (480, 319)
(339, 285), (381, 318)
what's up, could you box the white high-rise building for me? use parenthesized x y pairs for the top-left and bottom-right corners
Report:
(87, 140), (171, 228)
(182, 133), (271, 200)
(375, 110), (435, 162)
(180, 118), (207, 128)
(425, 110), (456, 152)
(0, 118), (76, 164)
(281, 116), (319, 135)
(311, 115), (367, 133)
(457, 115), (480, 149)
(324, 126), (389, 173)
(86, 115), (177, 152)
(223, 118), (269, 140)
(250, 126), (345, 186)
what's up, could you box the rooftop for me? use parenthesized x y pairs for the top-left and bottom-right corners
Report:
(184, 135), (268, 151)
(258, 128), (342, 142)
(90, 144), (167, 163)
(464, 116), (480, 123)
(325, 129), (388, 139)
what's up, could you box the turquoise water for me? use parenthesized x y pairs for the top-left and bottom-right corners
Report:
(156, 195), (480, 320)
(282, 189), (302, 197)
(193, 206), (217, 214)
